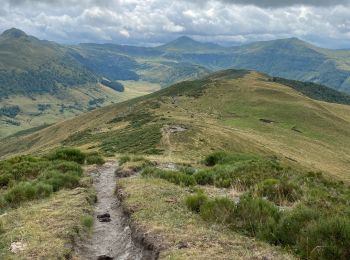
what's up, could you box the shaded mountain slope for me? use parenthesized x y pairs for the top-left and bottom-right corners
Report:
(0, 28), (98, 98)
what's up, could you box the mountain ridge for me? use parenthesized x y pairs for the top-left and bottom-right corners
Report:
(1, 69), (349, 181)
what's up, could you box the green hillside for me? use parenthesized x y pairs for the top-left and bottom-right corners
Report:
(1, 70), (350, 259)
(1, 69), (349, 180)
(0, 29), (162, 138)
(0, 28), (98, 98)
(68, 36), (350, 93)
(2, 28), (350, 145)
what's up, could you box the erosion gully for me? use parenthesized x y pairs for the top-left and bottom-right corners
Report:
(75, 161), (155, 260)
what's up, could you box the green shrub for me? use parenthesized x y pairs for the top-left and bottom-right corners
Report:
(185, 192), (208, 213)
(81, 215), (94, 230)
(0, 219), (4, 234)
(0, 174), (11, 187)
(297, 216), (350, 260)
(119, 155), (131, 165)
(142, 167), (196, 186)
(204, 151), (258, 166)
(179, 166), (196, 175)
(48, 148), (86, 164)
(0, 158), (48, 183)
(86, 153), (105, 165)
(34, 182), (54, 198)
(255, 178), (302, 205)
(193, 170), (214, 185)
(200, 197), (235, 223)
(3, 181), (53, 205)
(234, 195), (281, 238)
(274, 206), (319, 246)
(40, 170), (80, 192)
(49, 161), (83, 176)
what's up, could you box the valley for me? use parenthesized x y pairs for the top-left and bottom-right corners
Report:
(1, 69), (350, 259)
(1, 23), (350, 260)
(3, 28), (350, 140)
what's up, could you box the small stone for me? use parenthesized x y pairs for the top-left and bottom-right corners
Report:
(97, 255), (113, 260)
(98, 217), (111, 222)
(97, 213), (111, 222)
(97, 213), (110, 219)
(10, 242), (27, 253)
(177, 241), (189, 249)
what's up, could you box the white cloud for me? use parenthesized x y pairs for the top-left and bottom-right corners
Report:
(0, 0), (350, 48)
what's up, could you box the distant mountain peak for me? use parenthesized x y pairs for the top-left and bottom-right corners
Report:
(165, 36), (200, 46)
(1, 28), (28, 38)
(174, 35), (197, 42)
(159, 35), (222, 52)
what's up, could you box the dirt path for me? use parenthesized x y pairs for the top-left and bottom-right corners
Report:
(75, 161), (147, 260)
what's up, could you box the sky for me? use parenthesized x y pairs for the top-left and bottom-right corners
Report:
(1, 0), (350, 48)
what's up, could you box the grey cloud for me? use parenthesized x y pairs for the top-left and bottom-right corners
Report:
(0, 0), (350, 48)
(203, 0), (350, 7)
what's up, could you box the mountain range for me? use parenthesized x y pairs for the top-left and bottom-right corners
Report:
(1, 28), (350, 138)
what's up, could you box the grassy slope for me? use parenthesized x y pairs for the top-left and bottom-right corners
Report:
(0, 82), (160, 138)
(1, 70), (349, 182)
(118, 177), (294, 259)
(0, 187), (94, 259)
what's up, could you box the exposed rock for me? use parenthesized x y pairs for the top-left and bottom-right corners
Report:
(97, 213), (110, 219)
(10, 242), (27, 253)
(177, 241), (189, 249)
(97, 255), (113, 260)
(168, 125), (187, 133)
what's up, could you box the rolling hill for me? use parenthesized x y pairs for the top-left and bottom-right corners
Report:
(1, 69), (349, 182)
(0, 29), (163, 138)
(3, 28), (350, 139)
(1, 69), (350, 259)
(69, 35), (350, 94)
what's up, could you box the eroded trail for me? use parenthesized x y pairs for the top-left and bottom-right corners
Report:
(76, 161), (144, 260)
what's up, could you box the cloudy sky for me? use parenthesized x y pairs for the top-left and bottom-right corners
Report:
(1, 0), (350, 48)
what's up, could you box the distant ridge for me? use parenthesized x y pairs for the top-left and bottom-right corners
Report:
(158, 35), (224, 52)
(1, 28), (28, 38)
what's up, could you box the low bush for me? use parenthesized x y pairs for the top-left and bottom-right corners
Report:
(273, 206), (320, 246)
(119, 155), (131, 165)
(86, 153), (105, 165)
(297, 216), (350, 260)
(233, 195), (281, 238)
(49, 161), (83, 176)
(3, 181), (53, 206)
(180, 152), (350, 260)
(81, 215), (94, 230)
(40, 170), (80, 192)
(179, 166), (196, 175)
(142, 167), (196, 186)
(204, 151), (258, 166)
(0, 219), (4, 234)
(200, 197), (235, 224)
(255, 178), (302, 205)
(48, 148), (86, 164)
(0, 153), (84, 208)
(185, 192), (208, 213)
(193, 170), (214, 185)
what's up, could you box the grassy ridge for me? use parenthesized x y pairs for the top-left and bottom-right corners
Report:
(0, 70), (349, 181)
